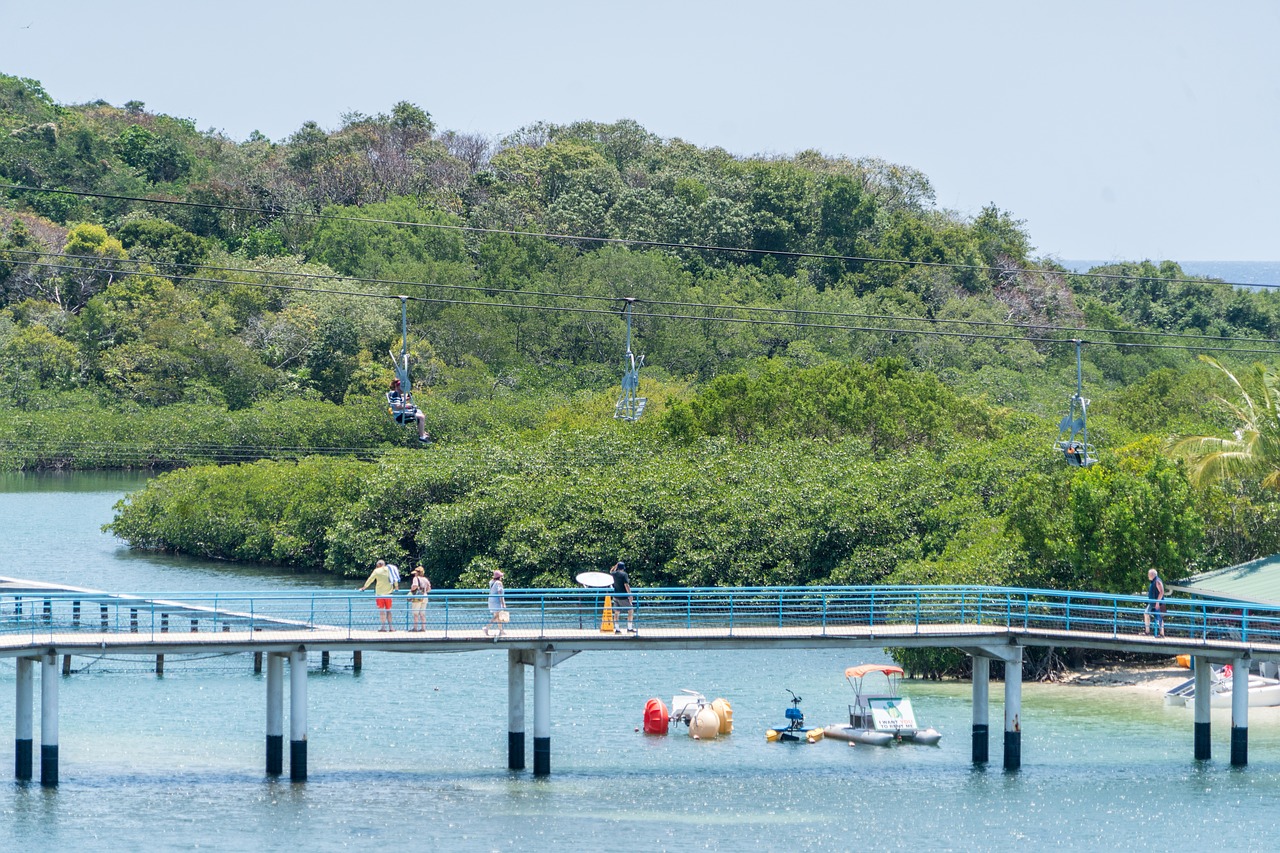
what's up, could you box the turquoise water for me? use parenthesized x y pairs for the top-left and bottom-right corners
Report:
(4, 473), (1280, 851)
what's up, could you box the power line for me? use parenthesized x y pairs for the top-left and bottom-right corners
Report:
(2, 182), (1274, 290)
(9, 251), (1280, 350)
(8, 256), (1280, 355)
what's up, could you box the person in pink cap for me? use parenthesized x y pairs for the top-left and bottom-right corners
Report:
(483, 569), (507, 637)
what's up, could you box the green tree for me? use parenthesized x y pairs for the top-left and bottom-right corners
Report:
(1172, 356), (1280, 489)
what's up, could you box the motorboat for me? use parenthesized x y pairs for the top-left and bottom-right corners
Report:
(1164, 663), (1280, 708)
(823, 664), (941, 746)
(766, 690), (824, 744)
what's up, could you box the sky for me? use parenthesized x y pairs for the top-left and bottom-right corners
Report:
(2, 0), (1278, 262)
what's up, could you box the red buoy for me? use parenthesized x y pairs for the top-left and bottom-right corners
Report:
(643, 697), (670, 734)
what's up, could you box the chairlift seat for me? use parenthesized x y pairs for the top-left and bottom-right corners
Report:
(614, 396), (647, 421)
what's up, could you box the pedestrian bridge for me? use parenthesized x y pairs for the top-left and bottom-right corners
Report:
(3, 582), (1276, 785)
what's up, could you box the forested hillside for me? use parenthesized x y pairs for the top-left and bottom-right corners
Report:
(4, 72), (1280, 618)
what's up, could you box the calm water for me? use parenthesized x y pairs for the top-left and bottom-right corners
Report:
(3, 472), (1280, 851)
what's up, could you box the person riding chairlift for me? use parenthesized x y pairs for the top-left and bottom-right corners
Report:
(1064, 441), (1084, 466)
(388, 378), (430, 443)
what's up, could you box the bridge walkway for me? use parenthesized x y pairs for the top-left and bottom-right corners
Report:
(3, 582), (1276, 784)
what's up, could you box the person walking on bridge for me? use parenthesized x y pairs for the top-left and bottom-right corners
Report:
(1144, 568), (1166, 637)
(357, 559), (399, 631)
(483, 569), (507, 638)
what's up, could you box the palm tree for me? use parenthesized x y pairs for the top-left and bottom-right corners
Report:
(1172, 356), (1280, 489)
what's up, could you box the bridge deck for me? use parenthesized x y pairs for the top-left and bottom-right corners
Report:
(4, 581), (1280, 660)
(2, 622), (1276, 659)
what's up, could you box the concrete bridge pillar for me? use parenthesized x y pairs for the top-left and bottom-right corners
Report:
(1003, 655), (1022, 771)
(40, 653), (58, 786)
(1231, 657), (1248, 767)
(14, 657), (33, 780)
(266, 653), (284, 776)
(289, 650), (308, 781)
(533, 650), (551, 776)
(971, 656), (990, 764)
(1193, 657), (1211, 761)
(508, 650), (526, 770)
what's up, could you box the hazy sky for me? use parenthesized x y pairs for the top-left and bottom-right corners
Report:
(3, 1), (1277, 261)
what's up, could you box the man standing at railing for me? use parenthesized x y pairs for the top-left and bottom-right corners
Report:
(1144, 568), (1165, 637)
(357, 559), (399, 632)
(611, 560), (635, 634)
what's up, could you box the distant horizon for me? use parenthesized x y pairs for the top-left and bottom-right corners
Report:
(1061, 259), (1280, 287)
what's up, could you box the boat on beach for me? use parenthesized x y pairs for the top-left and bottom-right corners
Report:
(1163, 663), (1280, 708)
(823, 664), (942, 746)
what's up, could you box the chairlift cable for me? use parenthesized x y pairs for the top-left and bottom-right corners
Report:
(2, 182), (1275, 291)
(9, 255), (1280, 354)
(9, 248), (1275, 347)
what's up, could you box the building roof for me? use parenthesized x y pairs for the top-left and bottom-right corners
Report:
(1172, 554), (1280, 605)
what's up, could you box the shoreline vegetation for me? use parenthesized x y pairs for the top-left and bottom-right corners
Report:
(7, 72), (1280, 676)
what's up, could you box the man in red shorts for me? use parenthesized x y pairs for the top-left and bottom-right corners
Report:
(357, 559), (399, 631)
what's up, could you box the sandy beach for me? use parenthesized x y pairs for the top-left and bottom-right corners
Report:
(1058, 660), (1190, 694)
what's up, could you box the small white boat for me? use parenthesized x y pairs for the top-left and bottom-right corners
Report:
(823, 664), (942, 746)
(1164, 664), (1280, 708)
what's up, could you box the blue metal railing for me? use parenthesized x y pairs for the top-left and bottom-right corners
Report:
(2, 585), (1279, 649)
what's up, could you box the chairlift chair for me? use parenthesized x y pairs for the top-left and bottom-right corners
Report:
(614, 297), (648, 421)
(1053, 340), (1097, 467)
(387, 296), (419, 426)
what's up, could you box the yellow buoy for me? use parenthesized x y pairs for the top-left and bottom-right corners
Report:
(766, 729), (781, 742)
(711, 698), (734, 735)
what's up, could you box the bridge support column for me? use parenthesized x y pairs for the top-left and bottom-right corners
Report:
(508, 650), (526, 770)
(972, 656), (989, 764)
(1231, 657), (1248, 767)
(1003, 656), (1022, 771)
(533, 650), (551, 776)
(1193, 657), (1211, 761)
(15, 657), (33, 780)
(289, 650), (307, 781)
(40, 653), (58, 787)
(266, 653), (284, 776)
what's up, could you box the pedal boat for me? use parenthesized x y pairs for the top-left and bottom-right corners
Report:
(823, 664), (941, 746)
